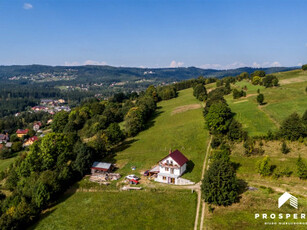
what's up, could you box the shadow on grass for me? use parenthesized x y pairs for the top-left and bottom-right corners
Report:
(231, 162), (241, 171)
(185, 160), (195, 174)
(142, 107), (164, 132)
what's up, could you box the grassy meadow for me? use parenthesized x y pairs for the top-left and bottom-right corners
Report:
(114, 88), (209, 182)
(205, 188), (307, 230)
(32, 189), (197, 230)
(226, 69), (307, 136)
(0, 155), (18, 172)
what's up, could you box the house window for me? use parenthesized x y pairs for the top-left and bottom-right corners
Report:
(170, 161), (173, 165)
(166, 160), (169, 164)
(165, 167), (169, 171)
(163, 176), (166, 180)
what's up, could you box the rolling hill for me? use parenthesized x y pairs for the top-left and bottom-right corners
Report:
(0, 65), (298, 83)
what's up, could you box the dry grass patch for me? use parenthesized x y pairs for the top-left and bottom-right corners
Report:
(171, 103), (201, 115)
(233, 100), (248, 104)
(279, 76), (307, 85)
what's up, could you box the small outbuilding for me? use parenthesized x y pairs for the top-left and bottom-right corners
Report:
(91, 162), (113, 174)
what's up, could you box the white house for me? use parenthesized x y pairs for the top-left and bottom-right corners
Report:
(155, 149), (189, 185)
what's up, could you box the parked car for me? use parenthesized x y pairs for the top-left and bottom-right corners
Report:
(125, 174), (140, 180)
(129, 179), (139, 185)
(143, 170), (149, 176)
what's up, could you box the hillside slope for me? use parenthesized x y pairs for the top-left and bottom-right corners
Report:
(226, 69), (307, 136)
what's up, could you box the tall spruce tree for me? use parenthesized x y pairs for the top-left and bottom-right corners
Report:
(201, 159), (239, 206)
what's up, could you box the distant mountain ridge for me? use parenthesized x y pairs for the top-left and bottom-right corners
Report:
(0, 64), (298, 82)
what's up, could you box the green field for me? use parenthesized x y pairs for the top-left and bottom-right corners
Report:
(226, 69), (307, 136)
(205, 189), (307, 230)
(114, 88), (209, 182)
(32, 189), (197, 230)
(0, 156), (17, 172)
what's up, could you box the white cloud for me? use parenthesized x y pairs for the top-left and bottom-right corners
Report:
(297, 63), (303, 66)
(253, 61), (282, 68)
(83, 60), (107, 65)
(64, 61), (80, 66)
(23, 3), (33, 10)
(270, 61), (282, 67)
(200, 61), (282, 70)
(199, 64), (222, 69)
(200, 62), (245, 70)
(252, 62), (261, 68)
(64, 60), (107, 66)
(170, 60), (184, 68)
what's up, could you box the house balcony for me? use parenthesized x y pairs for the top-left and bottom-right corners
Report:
(159, 163), (179, 168)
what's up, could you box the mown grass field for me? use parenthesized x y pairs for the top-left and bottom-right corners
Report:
(32, 189), (197, 230)
(115, 88), (209, 182)
(205, 188), (307, 230)
(226, 69), (307, 136)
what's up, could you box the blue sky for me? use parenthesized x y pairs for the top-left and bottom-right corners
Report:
(0, 0), (307, 69)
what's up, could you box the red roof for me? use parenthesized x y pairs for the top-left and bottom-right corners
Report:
(29, 136), (38, 142)
(160, 149), (189, 166)
(34, 121), (42, 126)
(16, 129), (29, 134)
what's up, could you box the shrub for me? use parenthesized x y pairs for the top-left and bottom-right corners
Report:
(273, 167), (292, 179)
(297, 155), (307, 179)
(256, 156), (272, 176)
(281, 141), (290, 154)
(279, 113), (305, 140)
(211, 136), (222, 149)
(257, 94), (264, 105)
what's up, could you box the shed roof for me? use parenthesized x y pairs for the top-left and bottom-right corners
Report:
(91, 162), (112, 170)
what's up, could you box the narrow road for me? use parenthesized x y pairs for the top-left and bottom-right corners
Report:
(194, 136), (212, 230)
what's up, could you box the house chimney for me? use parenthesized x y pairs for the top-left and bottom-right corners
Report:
(169, 149), (172, 154)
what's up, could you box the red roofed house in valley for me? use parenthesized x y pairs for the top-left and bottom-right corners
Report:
(155, 149), (189, 185)
(16, 129), (29, 138)
(23, 136), (39, 147)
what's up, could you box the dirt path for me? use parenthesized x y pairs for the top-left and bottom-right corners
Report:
(194, 136), (212, 230)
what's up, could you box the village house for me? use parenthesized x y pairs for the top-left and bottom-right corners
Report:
(0, 133), (9, 144)
(23, 136), (38, 147)
(155, 149), (189, 185)
(33, 121), (42, 132)
(5, 142), (12, 148)
(16, 129), (29, 138)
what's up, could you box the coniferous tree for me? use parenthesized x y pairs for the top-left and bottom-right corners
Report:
(201, 159), (239, 206)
